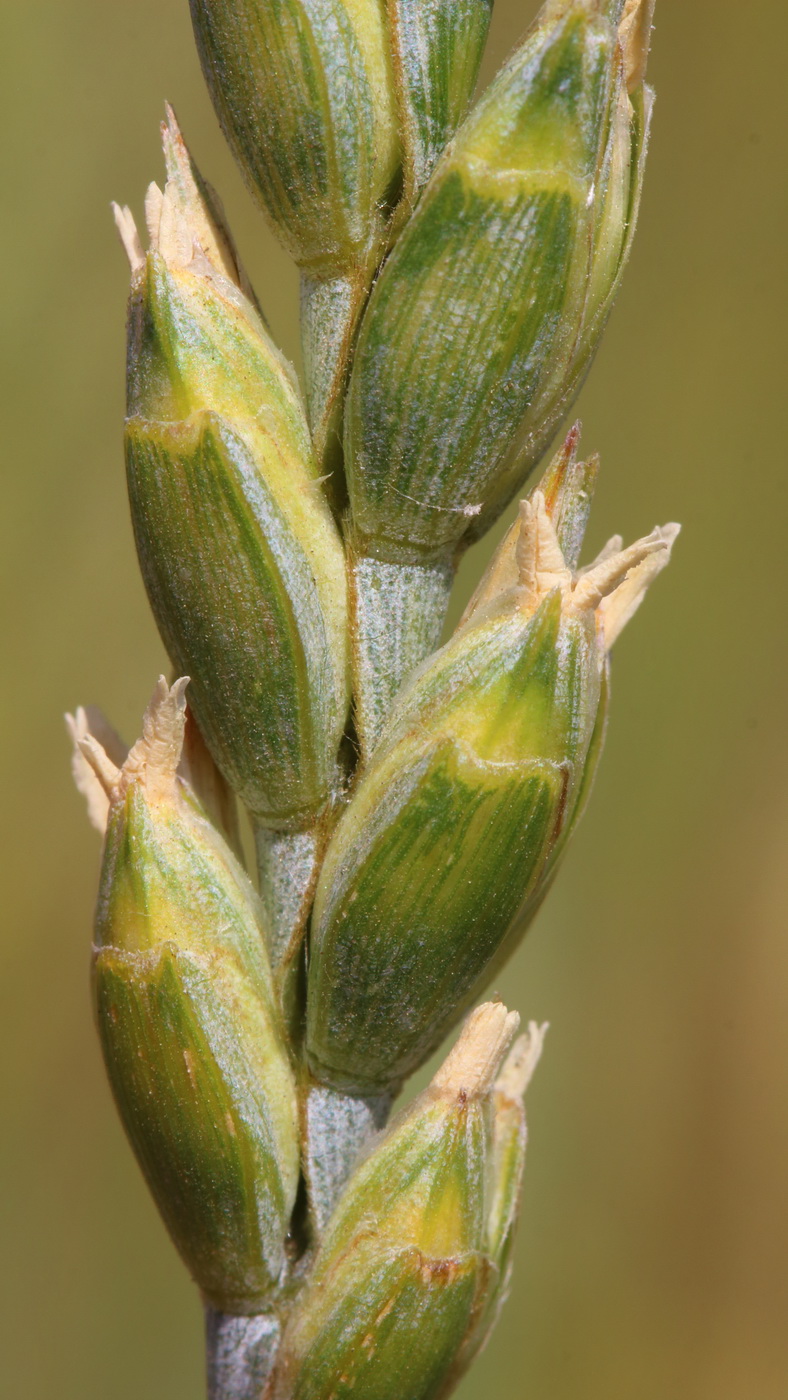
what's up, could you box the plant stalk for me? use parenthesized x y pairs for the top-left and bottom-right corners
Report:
(205, 1309), (281, 1400)
(349, 550), (454, 761)
(304, 1081), (393, 1236)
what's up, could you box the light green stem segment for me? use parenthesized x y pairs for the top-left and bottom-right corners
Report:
(304, 1083), (393, 1237)
(254, 826), (322, 1033)
(300, 272), (368, 492)
(349, 551), (454, 761)
(205, 1309), (280, 1400)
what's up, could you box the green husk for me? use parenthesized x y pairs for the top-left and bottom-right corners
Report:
(85, 680), (300, 1313)
(306, 448), (676, 1095)
(344, 0), (653, 565)
(188, 0), (400, 278)
(306, 589), (600, 1096)
(126, 411), (346, 829)
(388, 0), (493, 200)
(96, 943), (293, 1314)
(118, 115), (349, 829)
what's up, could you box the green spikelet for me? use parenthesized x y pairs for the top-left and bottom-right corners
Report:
(343, 0), (654, 727)
(307, 446), (677, 1095)
(276, 1005), (520, 1400)
(115, 111), (349, 832)
(82, 679), (300, 1314)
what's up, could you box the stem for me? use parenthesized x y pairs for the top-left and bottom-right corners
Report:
(205, 1309), (281, 1400)
(254, 826), (322, 1033)
(304, 1082), (393, 1236)
(349, 550), (454, 761)
(300, 272), (366, 494)
(254, 827), (321, 968)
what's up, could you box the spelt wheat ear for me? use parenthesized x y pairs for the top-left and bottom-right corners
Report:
(276, 1005), (528, 1400)
(82, 679), (300, 1316)
(306, 440), (678, 1098)
(77, 0), (674, 1392)
(345, 0), (654, 740)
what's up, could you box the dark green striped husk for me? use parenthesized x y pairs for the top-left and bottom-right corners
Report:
(345, 1), (644, 562)
(306, 594), (603, 1095)
(388, 0), (493, 197)
(94, 779), (299, 1312)
(126, 413), (345, 828)
(188, 0), (400, 277)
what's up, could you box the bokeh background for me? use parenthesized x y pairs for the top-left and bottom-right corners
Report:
(2, 1), (787, 1395)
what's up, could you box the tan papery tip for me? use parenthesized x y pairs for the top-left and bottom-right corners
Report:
(153, 105), (243, 287)
(463, 489), (678, 648)
(571, 527), (667, 614)
(114, 108), (243, 289)
(119, 676), (190, 801)
(66, 706), (130, 834)
(516, 491), (573, 606)
(598, 521), (680, 648)
(111, 202), (144, 275)
(75, 676), (190, 814)
(432, 1003), (521, 1100)
(459, 431), (594, 627)
(496, 1023), (549, 1102)
(619, 0), (656, 91)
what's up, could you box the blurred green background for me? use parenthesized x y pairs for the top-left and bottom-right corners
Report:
(2, 1), (787, 1396)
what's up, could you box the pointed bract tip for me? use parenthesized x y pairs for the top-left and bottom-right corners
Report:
(162, 100), (182, 148)
(119, 111), (245, 289)
(111, 202), (144, 275)
(432, 1003), (521, 1101)
(537, 431), (600, 570)
(554, 421), (582, 472)
(153, 109), (244, 287)
(496, 1023), (549, 1102)
(619, 0), (656, 91)
(160, 101), (197, 195)
(538, 423), (581, 507)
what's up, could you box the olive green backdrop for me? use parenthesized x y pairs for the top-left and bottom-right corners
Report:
(2, 2), (786, 1396)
